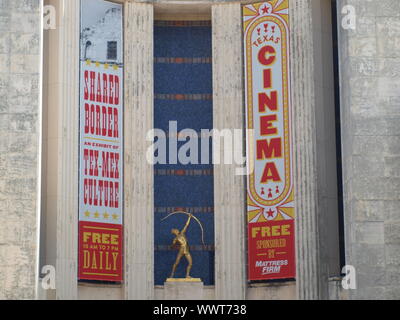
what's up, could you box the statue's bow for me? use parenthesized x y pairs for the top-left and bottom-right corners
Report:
(161, 211), (206, 246)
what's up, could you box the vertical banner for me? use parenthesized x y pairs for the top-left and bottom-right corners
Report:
(78, 0), (124, 282)
(243, 0), (295, 281)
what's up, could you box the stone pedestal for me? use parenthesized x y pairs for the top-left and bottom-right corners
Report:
(164, 280), (204, 300)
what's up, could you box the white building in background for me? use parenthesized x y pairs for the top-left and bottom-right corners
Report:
(81, 7), (123, 64)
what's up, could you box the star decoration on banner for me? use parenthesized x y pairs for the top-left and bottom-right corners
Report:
(84, 210), (90, 217)
(103, 212), (110, 219)
(104, 63), (109, 69)
(94, 211), (100, 218)
(112, 214), (118, 220)
(262, 5), (270, 14)
(95, 61), (100, 67)
(267, 208), (275, 218)
(113, 64), (119, 70)
(86, 59), (91, 66)
(243, 1), (289, 33)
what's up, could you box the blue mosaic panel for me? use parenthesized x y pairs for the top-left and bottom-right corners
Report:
(154, 21), (214, 285)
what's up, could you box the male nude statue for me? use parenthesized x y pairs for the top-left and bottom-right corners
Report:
(169, 213), (193, 279)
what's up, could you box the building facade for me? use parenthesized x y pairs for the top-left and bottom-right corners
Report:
(0, 0), (399, 300)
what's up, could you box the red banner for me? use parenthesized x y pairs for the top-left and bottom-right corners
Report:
(248, 220), (295, 280)
(243, 0), (295, 280)
(78, 221), (123, 281)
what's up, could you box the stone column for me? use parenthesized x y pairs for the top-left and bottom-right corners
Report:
(289, 0), (327, 300)
(54, 0), (80, 300)
(124, 1), (154, 300)
(0, 0), (42, 300)
(212, 2), (246, 300)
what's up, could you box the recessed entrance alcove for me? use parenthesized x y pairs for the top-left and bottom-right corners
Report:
(153, 4), (215, 289)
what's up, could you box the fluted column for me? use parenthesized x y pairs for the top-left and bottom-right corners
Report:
(124, 1), (154, 300)
(212, 2), (246, 300)
(290, 0), (325, 300)
(55, 0), (80, 300)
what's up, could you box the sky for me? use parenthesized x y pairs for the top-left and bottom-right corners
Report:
(81, 0), (121, 29)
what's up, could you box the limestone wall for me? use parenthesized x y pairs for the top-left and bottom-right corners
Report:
(0, 0), (42, 299)
(337, 0), (400, 299)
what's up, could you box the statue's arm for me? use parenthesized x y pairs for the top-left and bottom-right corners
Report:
(181, 214), (192, 234)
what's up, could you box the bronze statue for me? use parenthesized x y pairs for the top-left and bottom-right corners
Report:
(161, 211), (205, 280)
(170, 213), (193, 278)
